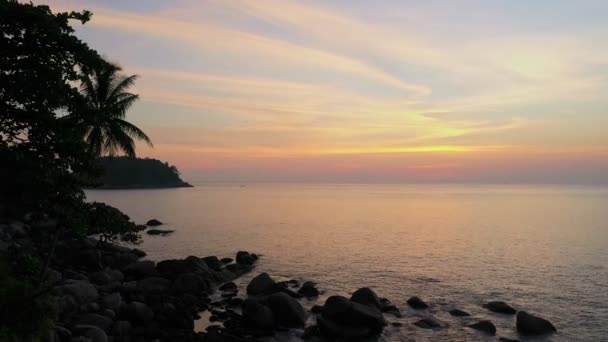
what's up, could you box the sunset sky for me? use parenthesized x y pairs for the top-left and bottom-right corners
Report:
(42, 0), (608, 183)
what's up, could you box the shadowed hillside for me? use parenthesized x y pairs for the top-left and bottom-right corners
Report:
(94, 157), (192, 189)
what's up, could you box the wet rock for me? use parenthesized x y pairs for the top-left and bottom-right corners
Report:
(219, 281), (237, 292)
(146, 229), (174, 236)
(414, 317), (441, 329)
(499, 338), (521, 342)
(483, 301), (516, 314)
(220, 257), (233, 264)
(236, 251), (256, 266)
(350, 287), (381, 310)
(382, 305), (402, 318)
(247, 272), (279, 296)
(146, 219), (162, 226)
(469, 320), (496, 335)
(242, 299), (275, 332)
(298, 281), (319, 298)
(318, 295), (385, 340)
(449, 308), (470, 316)
(202, 256), (222, 271)
(407, 296), (428, 309)
(267, 292), (308, 328)
(123, 260), (158, 279)
(516, 311), (556, 335)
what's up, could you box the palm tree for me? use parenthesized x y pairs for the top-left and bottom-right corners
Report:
(75, 63), (152, 157)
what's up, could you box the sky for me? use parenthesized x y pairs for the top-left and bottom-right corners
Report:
(40, 0), (608, 184)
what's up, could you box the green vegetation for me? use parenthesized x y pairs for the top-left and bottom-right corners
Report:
(93, 156), (192, 188)
(0, 1), (151, 339)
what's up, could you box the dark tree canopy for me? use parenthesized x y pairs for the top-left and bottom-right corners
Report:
(94, 157), (192, 189)
(0, 1), (106, 214)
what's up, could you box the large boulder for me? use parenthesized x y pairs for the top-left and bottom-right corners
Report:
(242, 299), (275, 332)
(124, 301), (154, 322)
(516, 311), (556, 335)
(236, 251), (256, 265)
(123, 260), (158, 279)
(137, 277), (171, 294)
(350, 287), (381, 310)
(247, 273), (279, 296)
(469, 320), (496, 335)
(407, 296), (428, 309)
(267, 292), (308, 328)
(318, 295), (385, 340)
(146, 219), (163, 226)
(298, 281), (319, 298)
(202, 256), (222, 271)
(172, 272), (209, 294)
(483, 301), (516, 314)
(57, 281), (99, 304)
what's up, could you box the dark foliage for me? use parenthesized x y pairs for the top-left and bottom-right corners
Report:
(84, 202), (145, 243)
(94, 156), (192, 188)
(0, 1), (103, 216)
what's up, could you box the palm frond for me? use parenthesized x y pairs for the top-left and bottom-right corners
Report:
(116, 119), (153, 146)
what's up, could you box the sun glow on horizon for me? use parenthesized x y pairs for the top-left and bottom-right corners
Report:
(36, 0), (608, 184)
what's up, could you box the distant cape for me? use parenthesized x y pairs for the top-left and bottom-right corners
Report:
(89, 156), (193, 189)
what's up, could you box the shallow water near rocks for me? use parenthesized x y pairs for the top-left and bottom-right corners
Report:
(86, 183), (608, 341)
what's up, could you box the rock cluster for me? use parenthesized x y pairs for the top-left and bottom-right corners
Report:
(42, 232), (259, 342)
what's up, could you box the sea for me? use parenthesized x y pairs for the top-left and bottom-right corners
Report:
(86, 183), (608, 341)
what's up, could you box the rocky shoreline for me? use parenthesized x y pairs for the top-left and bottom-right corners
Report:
(1, 219), (557, 342)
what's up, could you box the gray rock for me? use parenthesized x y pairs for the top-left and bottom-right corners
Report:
(469, 320), (496, 335)
(75, 325), (108, 342)
(242, 299), (275, 331)
(146, 219), (163, 226)
(101, 309), (115, 319)
(124, 301), (154, 322)
(146, 229), (174, 236)
(298, 281), (319, 298)
(137, 277), (171, 294)
(236, 251), (256, 265)
(100, 292), (122, 311)
(483, 301), (516, 314)
(171, 272), (209, 294)
(82, 302), (100, 312)
(516, 311), (556, 335)
(407, 296), (429, 309)
(449, 308), (470, 316)
(89, 271), (112, 285)
(319, 296), (385, 339)
(76, 313), (113, 333)
(267, 292), (308, 328)
(202, 256), (222, 271)
(247, 272), (279, 296)
(58, 281), (99, 304)
(350, 287), (381, 310)
(123, 260), (157, 279)
(112, 320), (132, 339)
(414, 317), (441, 329)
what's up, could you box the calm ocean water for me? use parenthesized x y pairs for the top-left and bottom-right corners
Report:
(86, 183), (608, 341)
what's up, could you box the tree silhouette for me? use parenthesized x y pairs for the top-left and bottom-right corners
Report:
(72, 63), (152, 157)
